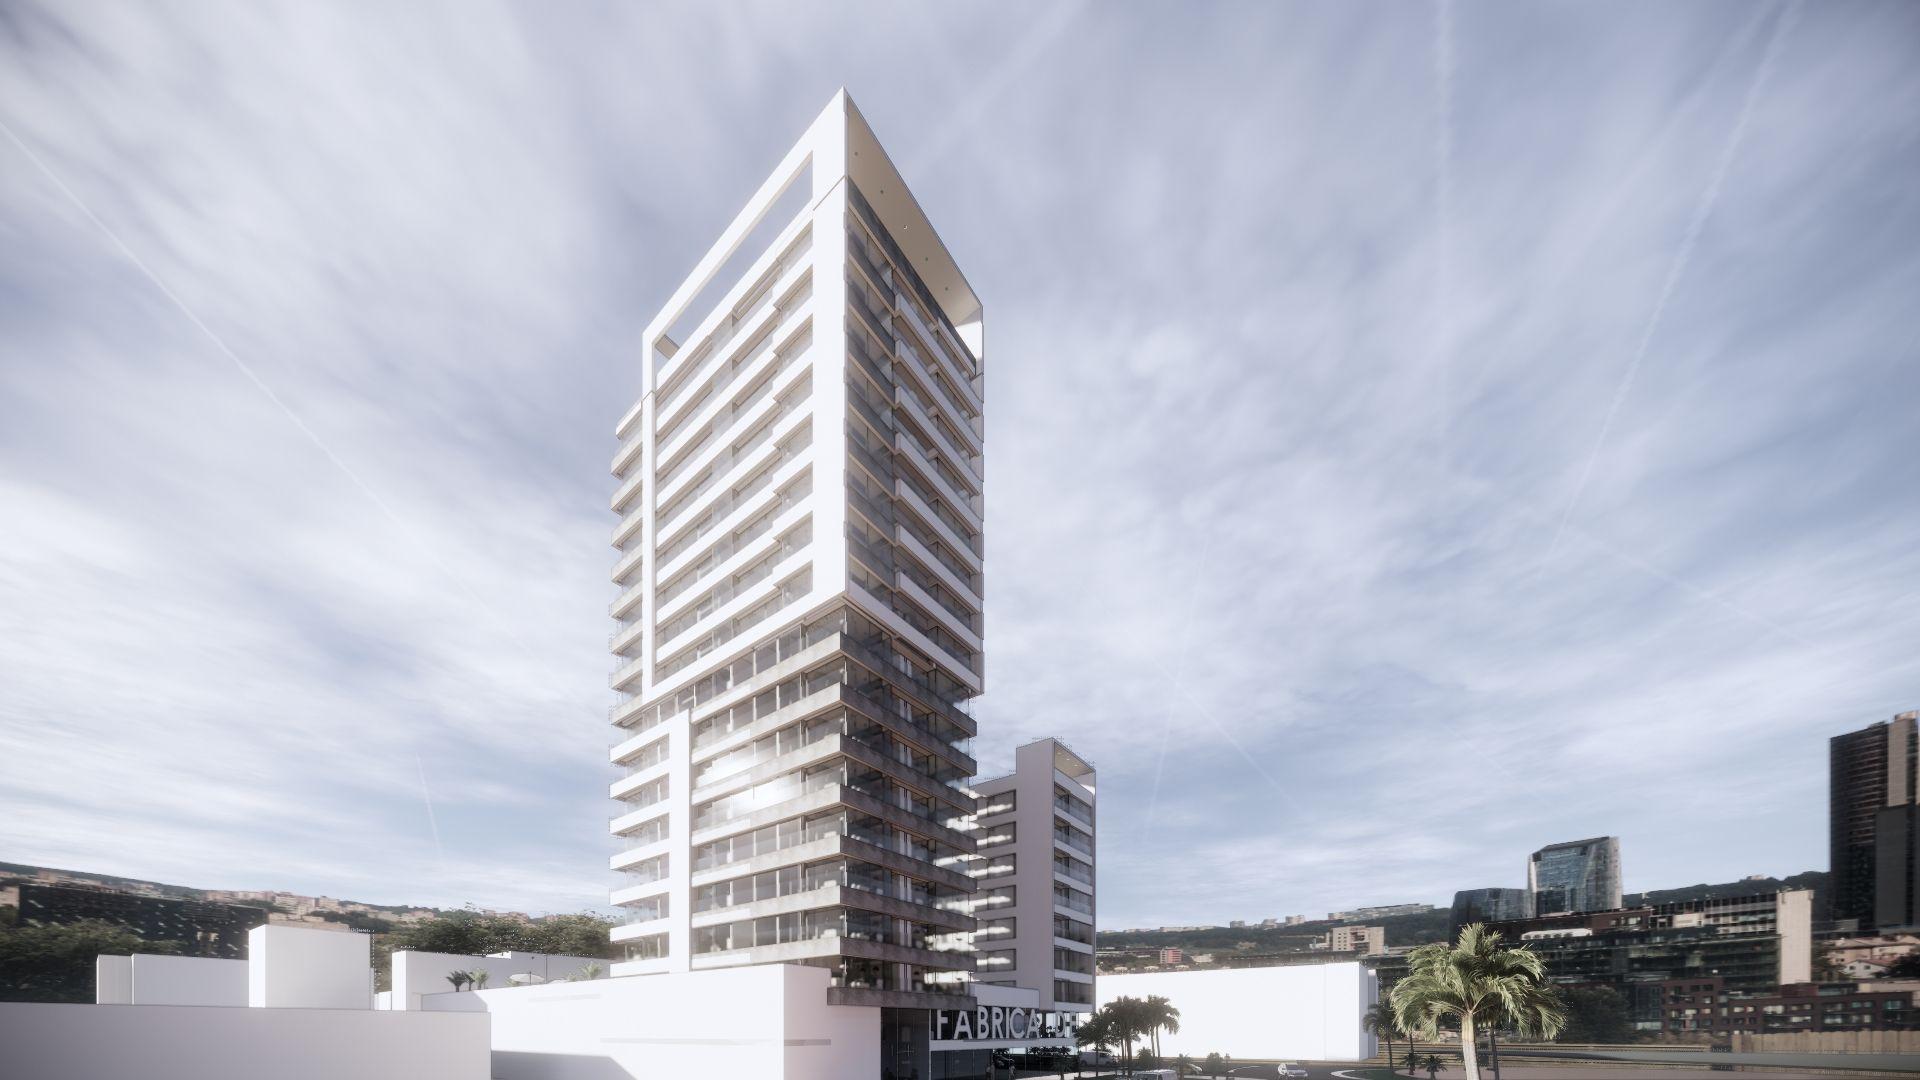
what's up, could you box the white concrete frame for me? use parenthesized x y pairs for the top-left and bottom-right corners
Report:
(604, 89), (988, 1006)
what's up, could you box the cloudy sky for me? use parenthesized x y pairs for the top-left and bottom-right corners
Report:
(2, 1), (1916, 927)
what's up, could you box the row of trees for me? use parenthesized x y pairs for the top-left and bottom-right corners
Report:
(1075, 994), (1182, 1074)
(0, 903), (618, 1002)
(442, 962), (605, 992)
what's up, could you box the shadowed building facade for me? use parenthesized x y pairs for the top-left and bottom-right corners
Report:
(1830, 712), (1920, 930)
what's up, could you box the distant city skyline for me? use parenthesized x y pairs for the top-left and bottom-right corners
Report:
(4, 2), (1919, 928)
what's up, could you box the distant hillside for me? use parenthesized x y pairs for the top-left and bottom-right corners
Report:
(1100, 872), (1831, 956)
(1625, 870), (1827, 910)
(1102, 907), (1453, 952)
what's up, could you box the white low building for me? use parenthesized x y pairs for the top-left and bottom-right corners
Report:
(1097, 962), (1378, 1062)
(0, 925), (489, 1080)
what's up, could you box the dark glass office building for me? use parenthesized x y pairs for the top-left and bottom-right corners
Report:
(1830, 712), (1920, 930)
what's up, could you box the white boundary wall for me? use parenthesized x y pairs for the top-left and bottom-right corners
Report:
(132, 955), (249, 1006)
(96, 955), (133, 1004)
(0, 1001), (489, 1080)
(248, 924), (370, 1008)
(389, 950), (604, 1010)
(1098, 962), (1377, 1061)
(423, 963), (876, 1080)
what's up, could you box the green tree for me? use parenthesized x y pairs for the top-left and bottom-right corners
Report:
(0, 920), (178, 1003)
(470, 969), (490, 990)
(1366, 1000), (1403, 1071)
(1174, 1052), (1194, 1076)
(1555, 985), (1633, 1044)
(525, 913), (615, 958)
(1077, 1008), (1116, 1069)
(1094, 996), (1156, 1075)
(1391, 924), (1565, 1080)
(445, 970), (469, 992)
(1141, 994), (1181, 1058)
(1202, 1051), (1226, 1078)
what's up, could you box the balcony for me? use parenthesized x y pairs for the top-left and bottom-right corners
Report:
(895, 338), (982, 454)
(656, 242), (812, 419)
(612, 501), (645, 550)
(608, 619), (644, 656)
(896, 572), (982, 652)
(657, 395), (811, 537)
(610, 802), (667, 836)
(609, 725), (665, 766)
(657, 334), (801, 490)
(657, 451), (811, 582)
(895, 382), (981, 496)
(609, 653), (647, 691)
(610, 881), (670, 907)
(611, 761), (669, 801)
(657, 365), (808, 517)
(892, 420), (981, 534)
(611, 467), (646, 514)
(612, 426), (645, 478)
(611, 544), (645, 586)
(895, 527), (981, 609)
(894, 480), (981, 572)
(610, 918), (669, 943)
(609, 580), (646, 621)
(894, 290), (982, 415)
(653, 548), (812, 664)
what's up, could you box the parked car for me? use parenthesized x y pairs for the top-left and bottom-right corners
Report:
(1227, 1065), (1308, 1079)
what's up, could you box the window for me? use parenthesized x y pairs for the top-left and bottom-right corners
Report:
(977, 917), (1016, 942)
(623, 893), (669, 923)
(622, 933), (668, 962)
(978, 822), (1016, 848)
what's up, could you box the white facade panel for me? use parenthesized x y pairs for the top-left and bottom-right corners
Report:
(423, 963), (876, 1080)
(131, 954), (249, 1007)
(247, 924), (371, 1009)
(0, 1001), (489, 1080)
(1097, 963), (1377, 1062)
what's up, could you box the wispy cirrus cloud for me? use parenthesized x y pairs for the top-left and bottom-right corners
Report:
(1, 0), (1916, 927)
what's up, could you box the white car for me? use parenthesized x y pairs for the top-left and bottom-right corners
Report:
(1277, 1066), (1310, 1079)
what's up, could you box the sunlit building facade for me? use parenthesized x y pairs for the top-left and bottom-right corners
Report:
(604, 91), (988, 1027)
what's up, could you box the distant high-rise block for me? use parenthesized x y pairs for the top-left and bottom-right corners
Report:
(1830, 712), (1920, 929)
(605, 91), (987, 1010)
(1528, 837), (1622, 915)
(1450, 887), (1533, 936)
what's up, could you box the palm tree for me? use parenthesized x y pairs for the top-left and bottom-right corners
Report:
(445, 970), (469, 992)
(1389, 924), (1566, 1080)
(1076, 1009), (1116, 1073)
(470, 969), (490, 990)
(1174, 1052), (1194, 1077)
(1364, 1001), (1400, 1073)
(1142, 995), (1181, 1058)
(1083, 998), (1156, 1075)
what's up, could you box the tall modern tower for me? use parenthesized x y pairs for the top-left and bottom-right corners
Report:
(1527, 837), (1622, 915)
(1830, 712), (1920, 929)
(605, 91), (987, 1022)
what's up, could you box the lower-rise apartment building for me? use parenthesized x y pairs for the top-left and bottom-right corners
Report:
(1660, 977), (1917, 1037)
(969, 738), (1097, 1013)
(1483, 890), (1813, 1031)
